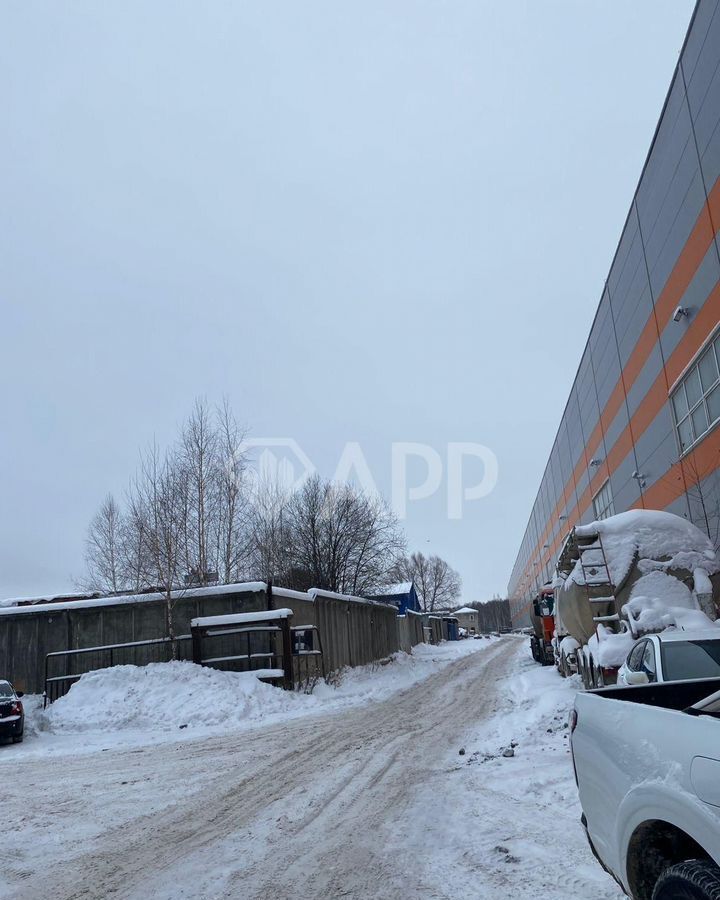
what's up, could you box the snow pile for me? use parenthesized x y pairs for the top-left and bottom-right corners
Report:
(571, 510), (719, 589)
(41, 662), (302, 734)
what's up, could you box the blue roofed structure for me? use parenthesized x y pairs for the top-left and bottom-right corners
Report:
(364, 581), (421, 615)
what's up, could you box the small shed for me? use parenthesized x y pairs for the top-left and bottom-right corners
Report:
(453, 606), (480, 634)
(365, 581), (421, 615)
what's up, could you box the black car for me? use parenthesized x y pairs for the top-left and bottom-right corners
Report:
(0, 680), (24, 743)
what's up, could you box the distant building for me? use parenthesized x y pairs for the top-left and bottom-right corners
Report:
(453, 606), (480, 634)
(365, 581), (421, 615)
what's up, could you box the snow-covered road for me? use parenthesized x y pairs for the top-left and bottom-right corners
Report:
(2, 637), (622, 899)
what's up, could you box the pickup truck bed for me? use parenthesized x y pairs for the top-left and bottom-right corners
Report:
(571, 678), (720, 899)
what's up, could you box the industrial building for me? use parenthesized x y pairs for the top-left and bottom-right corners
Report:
(509, 0), (720, 627)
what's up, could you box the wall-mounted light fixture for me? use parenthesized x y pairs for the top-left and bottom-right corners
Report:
(559, 514), (567, 521)
(672, 306), (690, 323)
(589, 457), (603, 467)
(632, 470), (647, 488)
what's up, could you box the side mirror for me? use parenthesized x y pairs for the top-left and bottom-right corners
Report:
(626, 670), (649, 686)
(16, 691), (24, 698)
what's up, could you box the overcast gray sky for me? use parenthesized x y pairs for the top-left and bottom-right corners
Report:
(1, 1), (695, 602)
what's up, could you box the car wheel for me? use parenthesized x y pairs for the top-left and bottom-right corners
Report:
(652, 860), (720, 899)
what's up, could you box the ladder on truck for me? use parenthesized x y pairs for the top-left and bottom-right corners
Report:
(575, 531), (620, 625)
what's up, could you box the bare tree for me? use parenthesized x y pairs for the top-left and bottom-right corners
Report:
(180, 398), (218, 583)
(283, 475), (404, 594)
(82, 494), (124, 593)
(122, 477), (152, 593)
(213, 398), (251, 583)
(81, 400), (406, 640)
(391, 551), (462, 611)
(246, 478), (293, 584)
(131, 443), (188, 657)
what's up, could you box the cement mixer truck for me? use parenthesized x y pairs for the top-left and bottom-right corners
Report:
(551, 509), (720, 689)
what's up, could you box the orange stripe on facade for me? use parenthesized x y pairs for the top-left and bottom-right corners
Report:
(513, 179), (720, 607)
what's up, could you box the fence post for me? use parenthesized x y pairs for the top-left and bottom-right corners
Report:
(191, 627), (203, 665)
(280, 614), (293, 690)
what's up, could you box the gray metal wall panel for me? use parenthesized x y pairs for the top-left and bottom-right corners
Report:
(603, 401), (630, 451)
(609, 220), (645, 323)
(611, 473), (643, 513)
(636, 74), (689, 231)
(648, 169), (707, 301)
(592, 302), (623, 410)
(626, 343), (664, 418)
(681, 1), (719, 86)
(685, 3), (720, 143)
(699, 113), (720, 186)
(616, 282), (654, 368)
(633, 403), (679, 481)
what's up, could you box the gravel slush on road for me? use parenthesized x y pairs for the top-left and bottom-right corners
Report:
(1, 636), (622, 900)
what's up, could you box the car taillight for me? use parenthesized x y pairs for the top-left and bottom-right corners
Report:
(569, 708), (578, 733)
(10, 701), (22, 715)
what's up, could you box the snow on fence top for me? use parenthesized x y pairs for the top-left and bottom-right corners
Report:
(570, 509), (719, 590)
(0, 582), (268, 617)
(0, 580), (396, 618)
(191, 609), (294, 629)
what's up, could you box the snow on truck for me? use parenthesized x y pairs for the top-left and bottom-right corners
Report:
(543, 509), (720, 688)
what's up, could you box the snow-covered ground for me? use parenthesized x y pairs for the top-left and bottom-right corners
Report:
(1, 636), (622, 899)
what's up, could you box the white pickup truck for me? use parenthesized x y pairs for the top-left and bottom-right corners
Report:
(571, 677), (720, 899)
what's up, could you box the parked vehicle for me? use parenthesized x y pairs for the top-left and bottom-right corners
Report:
(617, 630), (720, 686)
(529, 584), (555, 665)
(553, 510), (720, 688)
(0, 680), (24, 743)
(571, 676), (720, 899)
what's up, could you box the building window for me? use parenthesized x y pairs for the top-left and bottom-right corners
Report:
(671, 331), (720, 454)
(592, 479), (615, 521)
